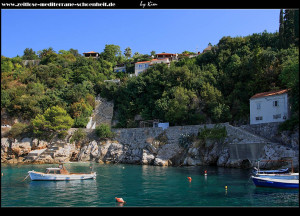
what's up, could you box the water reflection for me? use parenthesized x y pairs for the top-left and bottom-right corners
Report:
(2, 163), (299, 207)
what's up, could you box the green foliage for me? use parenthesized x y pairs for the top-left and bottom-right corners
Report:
(70, 98), (93, 128)
(178, 133), (197, 149)
(198, 125), (227, 143)
(102, 44), (122, 64)
(279, 47), (299, 116)
(70, 128), (87, 144)
(1, 56), (14, 73)
(8, 123), (31, 139)
(1, 22), (299, 131)
(95, 124), (115, 139)
(32, 106), (74, 138)
(153, 131), (168, 148)
(1, 46), (116, 124)
(278, 116), (299, 132)
(22, 48), (38, 60)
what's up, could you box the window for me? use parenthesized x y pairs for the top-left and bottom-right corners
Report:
(273, 100), (279, 107)
(273, 114), (281, 119)
(256, 103), (261, 109)
(256, 116), (263, 121)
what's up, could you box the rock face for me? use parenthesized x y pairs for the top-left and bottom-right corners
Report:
(1, 123), (298, 171)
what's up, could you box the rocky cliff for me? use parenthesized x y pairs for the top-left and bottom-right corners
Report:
(1, 123), (298, 171)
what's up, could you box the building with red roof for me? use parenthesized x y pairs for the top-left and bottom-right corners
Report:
(134, 53), (178, 76)
(83, 51), (100, 58)
(249, 89), (290, 124)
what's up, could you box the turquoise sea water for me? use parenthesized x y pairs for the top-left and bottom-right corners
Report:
(1, 163), (299, 207)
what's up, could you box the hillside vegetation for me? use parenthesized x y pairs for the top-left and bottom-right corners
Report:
(1, 9), (298, 139)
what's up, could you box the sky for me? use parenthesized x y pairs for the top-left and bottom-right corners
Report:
(1, 9), (280, 58)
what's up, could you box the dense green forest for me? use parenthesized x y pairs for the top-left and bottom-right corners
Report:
(1, 9), (299, 138)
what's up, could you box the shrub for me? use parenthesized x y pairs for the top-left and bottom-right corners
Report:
(278, 116), (299, 132)
(8, 123), (31, 139)
(178, 133), (196, 149)
(152, 131), (168, 148)
(70, 128), (87, 144)
(95, 123), (114, 139)
(198, 124), (227, 143)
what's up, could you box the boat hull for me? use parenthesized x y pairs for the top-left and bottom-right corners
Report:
(253, 168), (289, 175)
(256, 173), (299, 180)
(28, 171), (96, 181)
(252, 176), (299, 189)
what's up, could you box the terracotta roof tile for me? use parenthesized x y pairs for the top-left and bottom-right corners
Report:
(156, 53), (176, 56)
(83, 51), (99, 54)
(250, 89), (289, 99)
(135, 60), (151, 64)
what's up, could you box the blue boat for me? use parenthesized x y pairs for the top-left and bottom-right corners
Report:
(255, 173), (299, 180)
(251, 176), (299, 189)
(253, 167), (290, 175)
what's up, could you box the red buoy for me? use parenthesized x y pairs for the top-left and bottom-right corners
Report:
(115, 197), (125, 203)
(187, 177), (192, 182)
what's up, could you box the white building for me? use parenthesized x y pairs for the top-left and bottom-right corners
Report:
(134, 60), (151, 76)
(134, 53), (178, 76)
(114, 65), (126, 73)
(249, 89), (290, 125)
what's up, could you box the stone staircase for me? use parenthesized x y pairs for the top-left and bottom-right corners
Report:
(225, 123), (272, 144)
(34, 140), (69, 161)
(26, 149), (47, 161)
(225, 124), (278, 161)
(86, 95), (114, 129)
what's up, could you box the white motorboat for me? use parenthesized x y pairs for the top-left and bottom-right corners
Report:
(28, 164), (96, 181)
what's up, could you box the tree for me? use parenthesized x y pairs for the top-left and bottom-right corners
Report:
(279, 48), (299, 116)
(124, 47), (132, 59)
(69, 48), (81, 57)
(280, 9), (299, 48)
(164, 86), (200, 125)
(32, 106), (74, 139)
(70, 98), (93, 128)
(38, 47), (56, 59)
(279, 9), (285, 49)
(1, 56), (14, 73)
(102, 44), (121, 63)
(22, 48), (38, 60)
(8, 123), (30, 139)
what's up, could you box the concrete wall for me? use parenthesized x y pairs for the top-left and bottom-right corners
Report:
(69, 123), (273, 163)
(229, 143), (266, 160)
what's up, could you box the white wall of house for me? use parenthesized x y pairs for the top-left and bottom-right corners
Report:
(250, 93), (289, 125)
(151, 58), (170, 65)
(114, 66), (126, 73)
(135, 62), (150, 76)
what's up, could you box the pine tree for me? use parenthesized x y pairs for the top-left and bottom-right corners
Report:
(279, 9), (285, 49)
(283, 9), (295, 48)
(294, 9), (299, 46)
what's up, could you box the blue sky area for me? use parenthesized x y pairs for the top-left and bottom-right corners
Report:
(1, 9), (280, 58)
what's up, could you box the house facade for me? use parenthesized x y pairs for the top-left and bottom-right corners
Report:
(83, 51), (100, 58)
(134, 53), (177, 76)
(134, 60), (151, 76)
(249, 89), (290, 125)
(114, 64), (126, 73)
(155, 53), (178, 61)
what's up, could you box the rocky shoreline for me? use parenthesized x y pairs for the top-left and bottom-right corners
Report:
(1, 123), (299, 171)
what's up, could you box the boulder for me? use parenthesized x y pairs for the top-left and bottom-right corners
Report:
(78, 141), (99, 162)
(11, 138), (32, 156)
(153, 157), (170, 166)
(1, 138), (11, 161)
(142, 149), (155, 165)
